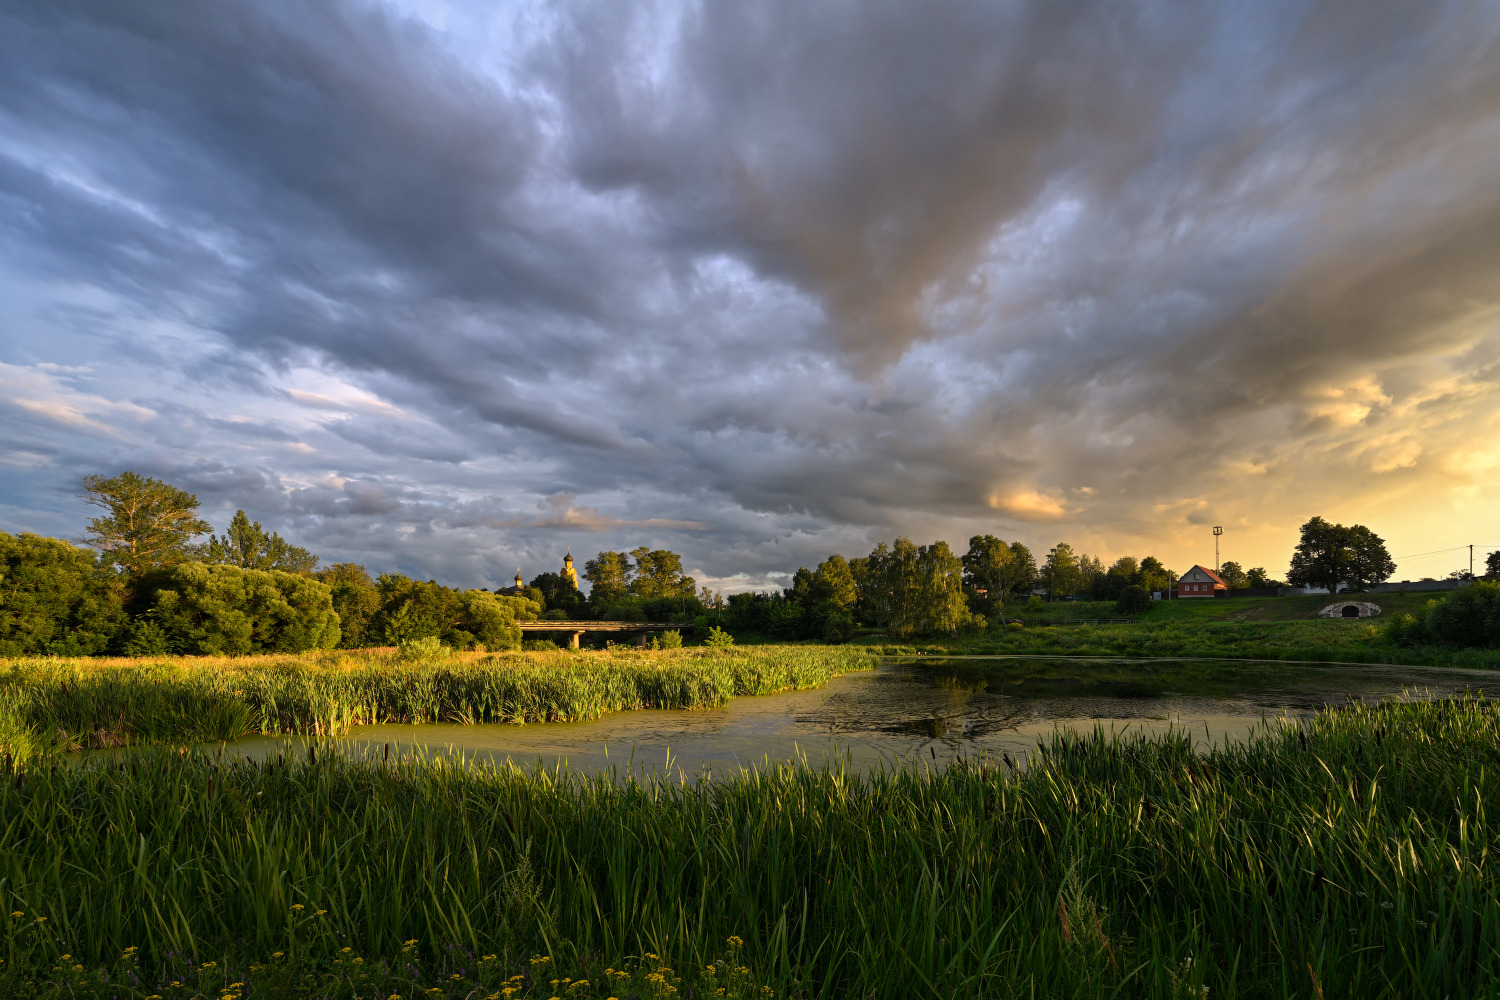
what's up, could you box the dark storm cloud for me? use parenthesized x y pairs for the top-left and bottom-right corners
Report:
(2, 0), (1499, 585)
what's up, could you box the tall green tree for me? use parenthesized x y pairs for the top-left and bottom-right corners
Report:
(1137, 557), (1169, 593)
(314, 563), (381, 648)
(629, 547), (693, 599)
(1288, 516), (1394, 592)
(200, 510), (318, 574)
(583, 551), (632, 603)
(1002, 542), (1038, 595)
(529, 571), (586, 618)
(1486, 551), (1500, 579)
(80, 471), (211, 575)
(1078, 553), (1105, 595)
(0, 532), (127, 655)
(1218, 561), (1249, 590)
(1246, 566), (1280, 588)
(1092, 556), (1138, 600)
(961, 535), (1014, 605)
(1041, 543), (1081, 600)
(1345, 524), (1396, 591)
(849, 544), (890, 625)
(912, 541), (970, 635)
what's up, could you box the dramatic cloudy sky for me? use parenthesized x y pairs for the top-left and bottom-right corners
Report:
(3, 0), (1500, 591)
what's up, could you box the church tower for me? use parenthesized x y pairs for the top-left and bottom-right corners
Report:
(562, 550), (578, 588)
(514, 567), (524, 591)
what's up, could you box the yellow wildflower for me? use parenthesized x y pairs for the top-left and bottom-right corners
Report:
(271, 952), (284, 959)
(290, 904), (304, 911)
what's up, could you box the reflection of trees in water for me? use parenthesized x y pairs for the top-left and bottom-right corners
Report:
(794, 681), (1034, 744)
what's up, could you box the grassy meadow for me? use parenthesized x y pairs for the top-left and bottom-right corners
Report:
(1, 696), (1499, 998)
(0, 645), (877, 765)
(854, 591), (1500, 668)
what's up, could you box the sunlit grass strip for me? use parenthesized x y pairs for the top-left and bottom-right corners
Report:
(2, 696), (1500, 997)
(0, 646), (877, 762)
(861, 620), (1500, 668)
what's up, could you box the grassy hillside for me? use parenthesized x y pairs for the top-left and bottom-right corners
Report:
(1144, 591), (1446, 622)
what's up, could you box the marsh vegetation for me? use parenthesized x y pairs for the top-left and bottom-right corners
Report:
(2, 696), (1498, 997)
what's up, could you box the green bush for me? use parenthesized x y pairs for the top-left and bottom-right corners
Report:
(522, 639), (559, 651)
(398, 636), (451, 665)
(766, 601), (806, 639)
(704, 626), (735, 647)
(142, 563), (341, 654)
(121, 618), (170, 656)
(0, 532), (126, 655)
(653, 629), (683, 649)
(821, 613), (853, 644)
(375, 576), (532, 650)
(1116, 585), (1152, 614)
(1385, 582), (1500, 647)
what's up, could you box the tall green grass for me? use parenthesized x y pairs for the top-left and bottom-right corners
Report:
(2, 696), (1499, 997)
(0, 646), (877, 763)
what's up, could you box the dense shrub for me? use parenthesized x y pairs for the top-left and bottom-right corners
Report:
(1385, 582), (1500, 647)
(140, 563), (341, 654)
(0, 532), (126, 655)
(723, 592), (772, 633)
(374, 574), (534, 650)
(315, 563), (381, 648)
(821, 612), (854, 644)
(1116, 585), (1153, 614)
(650, 629), (683, 649)
(767, 600), (807, 639)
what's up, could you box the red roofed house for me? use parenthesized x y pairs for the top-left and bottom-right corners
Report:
(1178, 565), (1227, 598)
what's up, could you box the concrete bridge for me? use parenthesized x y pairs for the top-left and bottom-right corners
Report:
(515, 620), (696, 649)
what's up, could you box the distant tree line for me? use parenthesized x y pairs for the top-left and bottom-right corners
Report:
(0, 470), (1472, 654)
(0, 472), (538, 656)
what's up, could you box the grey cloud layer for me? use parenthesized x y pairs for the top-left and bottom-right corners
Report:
(2, 0), (1498, 587)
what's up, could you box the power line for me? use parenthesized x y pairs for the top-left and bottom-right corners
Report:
(1390, 545), (1470, 561)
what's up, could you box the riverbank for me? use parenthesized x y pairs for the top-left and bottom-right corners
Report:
(0, 645), (877, 764)
(1, 695), (1496, 998)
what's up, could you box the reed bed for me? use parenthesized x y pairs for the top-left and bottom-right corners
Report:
(0, 646), (877, 763)
(2, 696), (1499, 997)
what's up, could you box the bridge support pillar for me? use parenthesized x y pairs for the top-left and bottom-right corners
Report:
(569, 631), (583, 650)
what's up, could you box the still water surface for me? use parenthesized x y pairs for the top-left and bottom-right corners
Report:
(232, 657), (1493, 778)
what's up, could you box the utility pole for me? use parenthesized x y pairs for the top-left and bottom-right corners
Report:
(1472, 544), (1475, 580)
(1213, 526), (1223, 575)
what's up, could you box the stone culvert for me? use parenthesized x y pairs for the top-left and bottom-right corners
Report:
(1320, 601), (1382, 618)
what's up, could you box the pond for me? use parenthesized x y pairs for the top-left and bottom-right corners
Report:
(230, 656), (1494, 778)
